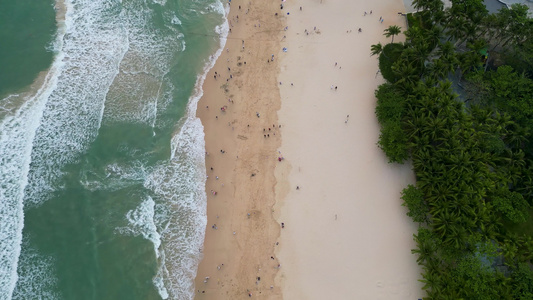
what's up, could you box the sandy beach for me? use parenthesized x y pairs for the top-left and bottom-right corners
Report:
(194, 1), (284, 298)
(195, 0), (423, 299)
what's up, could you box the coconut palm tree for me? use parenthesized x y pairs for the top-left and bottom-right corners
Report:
(412, 229), (437, 265)
(392, 59), (420, 91)
(384, 25), (402, 43)
(370, 42), (383, 57)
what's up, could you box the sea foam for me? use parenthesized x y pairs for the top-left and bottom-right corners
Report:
(101, 0), (183, 126)
(1, 0), (229, 299)
(6, 0), (129, 297)
(11, 238), (60, 300)
(0, 1), (67, 296)
(143, 1), (230, 298)
(24, 0), (130, 207)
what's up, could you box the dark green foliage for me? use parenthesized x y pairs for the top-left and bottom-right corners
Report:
(373, 1), (533, 298)
(378, 43), (403, 83)
(377, 121), (409, 164)
(510, 263), (533, 299)
(492, 190), (530, 224)
(504, 37), (533, 78)
(490, 66), (533, 129)
(446, 249), (504, 300)
(401, 184), (427, 223)
(374, 83), (405, 124)
(370, 43), (383, 57)
(406, 13), (417, 28)
(383, 25), (402, 43)
(463, 70), (492, 104)
(479, 132), (505, 154)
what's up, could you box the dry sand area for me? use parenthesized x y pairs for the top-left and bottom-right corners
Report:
(275, 0), (423, 299)
(195, 0), (423, 299)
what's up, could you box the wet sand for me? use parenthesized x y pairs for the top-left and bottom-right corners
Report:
(194, 1), (284, 298)
(195, 0), (423, 299)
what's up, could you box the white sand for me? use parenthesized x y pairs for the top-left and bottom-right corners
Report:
(274, 0), (424, 299)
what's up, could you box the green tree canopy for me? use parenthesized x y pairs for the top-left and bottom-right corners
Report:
(401, 184), (428, 223)
(384, 25), (402, 43)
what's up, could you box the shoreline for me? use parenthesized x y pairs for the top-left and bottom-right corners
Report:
(194, 0), (285, 298)
(0, 0), (66, 116)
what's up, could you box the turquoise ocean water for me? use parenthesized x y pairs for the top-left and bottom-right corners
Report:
(0, 0), (227, 299)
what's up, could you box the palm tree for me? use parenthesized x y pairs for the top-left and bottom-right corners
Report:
(370, 42), (383, 57)
(384, 25), (402, 43)
(392, 59), (420, 91)
(412, 228), (436, 265)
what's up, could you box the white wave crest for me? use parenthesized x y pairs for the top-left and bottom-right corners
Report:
(142, 2), (230, 297)
(11, 238), (61, 300)
(0, 0), (68, 295)
(118, 196), (162, 258)
(24, 0), (130, 206)
(101, 1), (183, 126)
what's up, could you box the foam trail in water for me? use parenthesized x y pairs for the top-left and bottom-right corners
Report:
(80, 160), (148, 192)
(11, 238), (60, 300)
(144, 124), (207, 300)
(0, 67), (59, 300)
(102, 1), (183, 126)
(0, 1), (68, 296)
(119, 196), (162, 259)
(24, 0), (130, 207)
(144, 1), (230, 298)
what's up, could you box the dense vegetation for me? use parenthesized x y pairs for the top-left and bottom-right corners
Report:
(372, 0), (533, 298)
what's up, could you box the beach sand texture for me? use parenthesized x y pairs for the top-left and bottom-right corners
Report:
(195, 0), (284, 298)
(196, 0), (423, 299)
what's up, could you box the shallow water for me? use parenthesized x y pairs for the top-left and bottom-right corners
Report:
(0, 0), (56, 97)
(0, 0), (227, 299)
